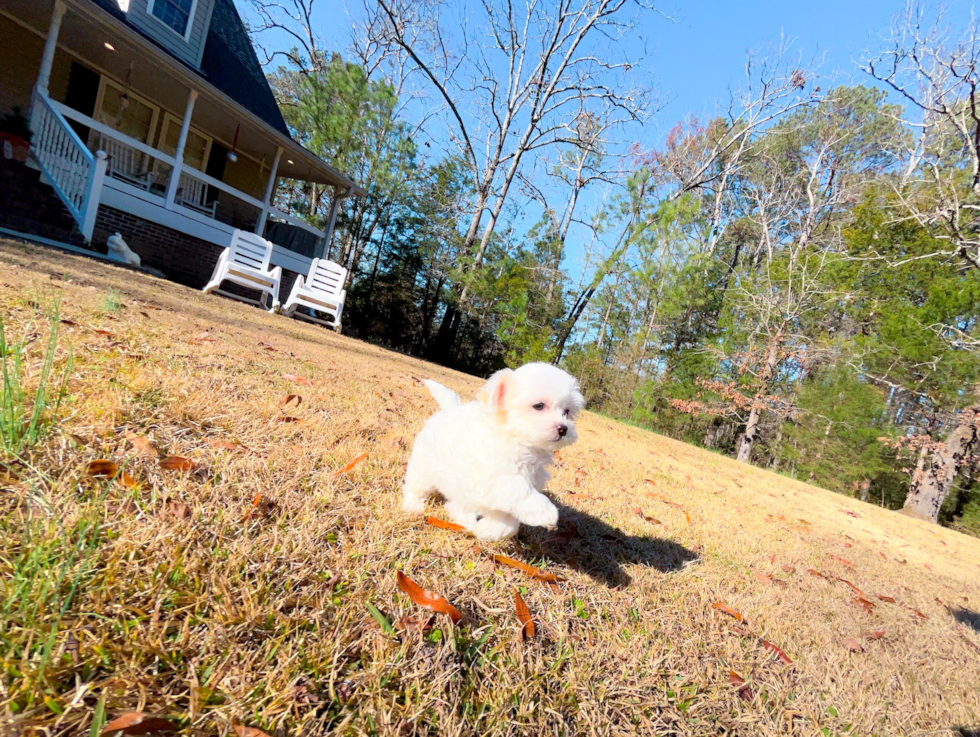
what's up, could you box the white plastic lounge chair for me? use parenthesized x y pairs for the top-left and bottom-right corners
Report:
(202, 229), (282, 312)
(281, 257), (347, 331)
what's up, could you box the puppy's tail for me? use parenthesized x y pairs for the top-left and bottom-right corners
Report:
(423, 379), (462, 410)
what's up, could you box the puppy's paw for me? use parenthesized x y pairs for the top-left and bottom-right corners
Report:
(472, 514), (520, 541)
(515, 494), (558, 528)
(401, 495), (426, 514)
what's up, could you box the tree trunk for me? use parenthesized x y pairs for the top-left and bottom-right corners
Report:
(901, 403), (980, 523)
(736, 337), (781, 464)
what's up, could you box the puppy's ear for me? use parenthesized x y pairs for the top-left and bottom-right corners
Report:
(569, 387), (586, 417)
(478, 368), (514, 411)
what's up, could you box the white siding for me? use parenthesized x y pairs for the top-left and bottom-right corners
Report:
(124, 0), (214, 68)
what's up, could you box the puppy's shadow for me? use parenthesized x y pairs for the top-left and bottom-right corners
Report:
(513, 498), (699, 588)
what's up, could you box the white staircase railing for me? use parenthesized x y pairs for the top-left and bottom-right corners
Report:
(29, 91), (107, 242)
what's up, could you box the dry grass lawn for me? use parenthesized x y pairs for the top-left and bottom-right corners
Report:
(1, 238), (979, 737)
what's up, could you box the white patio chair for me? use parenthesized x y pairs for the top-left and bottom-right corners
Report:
(281, 257), (347, 331)
(202, 229), (282, 312)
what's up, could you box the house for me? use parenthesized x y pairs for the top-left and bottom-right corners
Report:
(0, 0), (363, 297)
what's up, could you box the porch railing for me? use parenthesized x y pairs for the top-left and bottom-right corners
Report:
(31, 96), (328, 251)
(29, 91), (107, 241)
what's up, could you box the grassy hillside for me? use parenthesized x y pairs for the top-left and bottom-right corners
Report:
(1, 239), (978, 737)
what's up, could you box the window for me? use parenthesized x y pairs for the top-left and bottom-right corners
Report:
(147, 0), (196, 39)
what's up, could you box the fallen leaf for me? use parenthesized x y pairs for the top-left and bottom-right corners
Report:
(759, 637), (793, 664)
(275, 416), (302, 423)
(867, 630), (886, 641)
(781, 564), (796, 574)
(125, 433), (158, 458)
(165, 501), (192, 520)
(395, 614), (434, 634)
(206, 439), (239, 450)
(280, 394), (302, 408)
(807, 568), (827, 579)
(514, 590), (535, 639)
(827, 554), (855, 568)
(159, 456), (196, 472)
(840, 509), (859, 518)
(334, 452), (369, 475)
(711, 602), (744, 622)
(851, 596), (876, 614)
(396, 571), (462, 623)
(283, 373), (314, 386)
(100, 712), (176, 735)
(633, 507), (663, 525)
(491, 555), (564, 587)
(426, 517), (467, 532)
(841, 637), (864, 653)
(729, 671), (753, 701)
(233, 727), (272, 737)
(87, 460), (138, 489)
(876, 594), (896, 603)
(139, 311), (150, 319)
(836, 578), (867, 597)
(93, 329), (113, 337)
(59, 319), (79, 327)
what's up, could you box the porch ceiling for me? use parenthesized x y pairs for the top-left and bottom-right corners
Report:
(5, 0), (364, 195)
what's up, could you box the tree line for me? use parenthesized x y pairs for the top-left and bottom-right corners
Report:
(247, 0), (979, 533)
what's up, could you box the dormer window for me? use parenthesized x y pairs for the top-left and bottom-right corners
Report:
(147, 0), (196, 39)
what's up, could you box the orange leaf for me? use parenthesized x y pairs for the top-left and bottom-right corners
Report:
(759, 637), (792, 664)
(851, 596), (876, 614)
(101, 712), (176, 735)
(711, 602), (744, 622)
(280, 394), (302, 408)
(729, 671), (753, 701)
(396, 571), (462, 623)
(781, 564), (795, 574)
(276, 416), (302, 423)
(159, 455), (196, 472)
(491, 554), (564, 587)
(514, 590), (535, 639)
(283, 373), (315, 386)
(334, 452), (369, 475)
(93, 329), (113, 336)
(426, 517), (467, 532)
(125, 433), (158, 459)
(841, 637), (864, 653)
(233, 727), (272, 737)
(827, 554), (855, 568)
(836, 577), (867, 598)
(876, 594), (896, 603)
(87, 460), (138, 489)
(807, 568), (827, 579)
(206, 439), (239, 450)
(867, 630), (886, 641)
(632, 507), (662, 525)
(59, 319), (79, 327)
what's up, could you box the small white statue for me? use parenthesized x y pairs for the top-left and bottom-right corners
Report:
(106, 232), (141, 267)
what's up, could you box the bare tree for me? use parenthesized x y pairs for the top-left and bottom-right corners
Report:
(368, 0), (660, 351)
(863, 2), (980, 521)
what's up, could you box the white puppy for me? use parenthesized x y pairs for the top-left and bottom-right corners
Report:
(402, 362), (585, 541)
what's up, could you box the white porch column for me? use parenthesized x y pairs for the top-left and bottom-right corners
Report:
(164, 88), (199, 208)
(318, 186), (349, 261)
(36, 0), (67, 98)
(255, 146), (283, 236)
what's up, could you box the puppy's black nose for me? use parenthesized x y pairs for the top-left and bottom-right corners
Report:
(556, 424), (568, 438)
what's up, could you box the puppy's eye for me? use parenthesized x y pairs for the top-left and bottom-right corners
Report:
(562, 408), (570, 418)
(532, 402), (546, 411)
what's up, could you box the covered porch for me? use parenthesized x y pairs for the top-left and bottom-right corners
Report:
(0, 0), (361, 280)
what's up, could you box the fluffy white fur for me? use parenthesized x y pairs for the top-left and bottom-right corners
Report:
(402, 362), (585, 541)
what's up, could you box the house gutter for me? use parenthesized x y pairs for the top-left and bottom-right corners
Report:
(66, 0), (366, 197)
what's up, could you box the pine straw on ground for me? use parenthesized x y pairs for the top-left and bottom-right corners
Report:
(1, 239), (979, 737)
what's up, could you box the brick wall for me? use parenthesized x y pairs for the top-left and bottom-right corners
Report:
(92, 205), (300, 304)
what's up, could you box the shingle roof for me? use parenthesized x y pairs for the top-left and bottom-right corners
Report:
(82, 0), (289, 136)
(199, 0), (289, 137)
